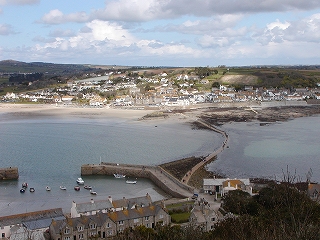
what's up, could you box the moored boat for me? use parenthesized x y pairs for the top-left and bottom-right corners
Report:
(29, 187), (35, 192)
(74, 186), (80, 191)
(46, 186), (51, 191)
(126, 180), (137, 184)
(20, 188), (25, 193)
(76, 177), (85, 184)
(90, 190), (97, 195)
(22, 182), (28, 188)
(114, 173), (126, 178)
(84, 185), (92, 190)
(60, 186), (67, 190)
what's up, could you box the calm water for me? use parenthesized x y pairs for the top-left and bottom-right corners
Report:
(0, 114), (222, 216)
(208, 115), (320, 182)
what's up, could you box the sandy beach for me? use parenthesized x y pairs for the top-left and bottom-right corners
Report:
(0, 104), (155, 120)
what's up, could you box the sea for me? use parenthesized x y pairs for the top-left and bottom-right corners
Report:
(0, 113), (223, 216)
(0, 111), (319, 217)
(208, 115), (320, 182)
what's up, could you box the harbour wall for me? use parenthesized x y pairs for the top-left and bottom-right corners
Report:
(81, 163), (194, 198)
(0, 167), (19, 180)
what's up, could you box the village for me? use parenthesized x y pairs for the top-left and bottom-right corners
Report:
(2, 70), (320, 108)
(1, 68), (320, 239)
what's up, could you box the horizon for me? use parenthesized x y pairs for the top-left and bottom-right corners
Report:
(0, 1), (320, 67)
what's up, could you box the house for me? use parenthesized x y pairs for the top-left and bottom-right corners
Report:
(51, 204), (170, 239)
(71, 197), (114, 218)
(71, 194), (153, 218)
(0, 208), (65, 240)
(203, 178), (252, 198)
(111, 193), (153, 211)
(307, 183), (320, 201)
(50, 212), (115, 240)
(189, 198), (220, 231)
(108, 204), (170, 232)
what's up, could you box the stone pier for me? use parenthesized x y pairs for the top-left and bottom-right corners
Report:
(81, 162), (194, 198)
(0, 167), (19, 180)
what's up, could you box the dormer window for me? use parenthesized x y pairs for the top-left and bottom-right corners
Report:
(145, 216), (149, 221)
(77, 226), (84, 232)
(90, 223), (96, 229)
(64, 228), (70, 234)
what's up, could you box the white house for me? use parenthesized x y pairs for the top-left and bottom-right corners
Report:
(71, 194), (153, 218)
(203, 178), (252, 198)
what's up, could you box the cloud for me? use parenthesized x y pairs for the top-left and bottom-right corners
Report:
(0, 24), (17, 35)
(30, 19), (204, 65)
(39, 9), (89, 24)
(253, 14), (320, 45)
(161, 15), (244, 35)
(92, 0), (170, 22)
(48, 29), (76, 38)
(0, 0), (39, 5)
(89, 0), (320, 22)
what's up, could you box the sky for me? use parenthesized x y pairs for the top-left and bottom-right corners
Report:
(0, 0), (320, 67)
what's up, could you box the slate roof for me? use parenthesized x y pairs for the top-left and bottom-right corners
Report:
(0, 208), (64, 228)
(112, 194), (152, 209)
(51, 212), (109, 234)
(75, 199), (113, 213)
(108, 204), (162, 222)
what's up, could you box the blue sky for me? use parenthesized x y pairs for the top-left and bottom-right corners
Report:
(1, 0), (320, 67)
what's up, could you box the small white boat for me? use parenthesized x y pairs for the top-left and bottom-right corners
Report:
(29, 187), (35, 192)
(126, 180), (137, 184)
(46, 186), (51, 191)
(114, 173), (126, 178)
(60, 186), (67, 190)
(22, 182), (28, 188)
(90, 190), (97, 195)
(76, 177), (85, 184)
(84, 185), (92, 190)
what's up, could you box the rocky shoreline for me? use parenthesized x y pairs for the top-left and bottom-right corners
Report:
(159, 104), (320, 187)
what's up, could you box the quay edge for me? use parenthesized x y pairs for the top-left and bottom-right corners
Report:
(81, 163), (194, 199)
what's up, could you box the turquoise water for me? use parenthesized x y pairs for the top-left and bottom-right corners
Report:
(0, 114), (222, 216)
(208, 115), (320, 182)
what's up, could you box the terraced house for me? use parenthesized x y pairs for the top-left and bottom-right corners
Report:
(49, 203), (170, 239)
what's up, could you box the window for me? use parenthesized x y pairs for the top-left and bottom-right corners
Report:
(90, 223), (96, 229)
(119, 220), (124, 225)
(145, 216), (149, 221)
(64, 228), (70, 234)
(107, 222), (111, 228)
(64, 237), (70, 240)
(78, 233), (84, 239)
(108, 230), (113, 236)
(77, 226), (84, 232)
(146, 223), (149, 228)
(159, 214), (163, 219)
(211, 217), (215, 221)
(134, 218), (139, 223)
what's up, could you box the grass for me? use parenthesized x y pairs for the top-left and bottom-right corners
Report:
(166, 201), (194, 210)
(170, 212), (191, 223)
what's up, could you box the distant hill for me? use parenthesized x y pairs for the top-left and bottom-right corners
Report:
(0, 60), (95, 76)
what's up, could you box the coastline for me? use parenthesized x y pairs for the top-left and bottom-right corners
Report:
(0, 103), (154, 120)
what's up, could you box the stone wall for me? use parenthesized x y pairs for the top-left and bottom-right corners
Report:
(0, 167), (19, 180)
(81, 163), (191, 198)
